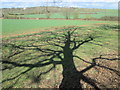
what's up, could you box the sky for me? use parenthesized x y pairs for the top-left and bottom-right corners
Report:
(1, 0), (119, 2)
(0, 0), (119, 9)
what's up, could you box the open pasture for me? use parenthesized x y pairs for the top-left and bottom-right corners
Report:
(2, 19), (117, 37)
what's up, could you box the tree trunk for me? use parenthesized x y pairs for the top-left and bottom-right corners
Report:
(59, 35), (82, 89)
(59, 63), (82, 88)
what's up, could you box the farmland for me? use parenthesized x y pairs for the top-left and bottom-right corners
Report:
(2, 23), (119, 88)
(21, 11), (118, 19)
(2, 7), (119, 20)
(2, 19), (117, 37)
(1, 6), (119, 89)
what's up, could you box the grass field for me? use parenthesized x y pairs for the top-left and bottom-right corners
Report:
(1, 6), (119, 88)
(2, 23), (119, 88)
(2, 19), (117, 37)
(21, 10), (118, 19)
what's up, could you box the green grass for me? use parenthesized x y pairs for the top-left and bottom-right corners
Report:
(21, 10), (118, 19)
(1, 7), (118, 88)
(79, 11), (118, 19)
(22, 13), (65, 19)
(2, 23), (118, 88)
(2, 19), (116, 36)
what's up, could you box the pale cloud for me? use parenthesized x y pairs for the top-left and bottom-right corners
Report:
(1, 1), (118, 9)
(67, 0), (119, 2)
(1, 0), (119, 2)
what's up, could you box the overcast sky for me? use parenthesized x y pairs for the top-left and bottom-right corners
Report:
(1, 0), (119, 2)
(0, 0), (119, 9)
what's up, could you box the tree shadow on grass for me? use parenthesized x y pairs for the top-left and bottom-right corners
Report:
(1, 27), (120, 89)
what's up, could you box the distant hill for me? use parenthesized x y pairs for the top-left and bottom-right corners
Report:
(1, 6), (118, 21)
(2, 6), (117, 16)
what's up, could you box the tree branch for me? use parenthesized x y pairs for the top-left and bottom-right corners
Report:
(47, 40), (64, 48)
(74, 56), (96, 73)
(1, 67), (33, 83)
(74, 55), (120, 76)
(81, 75), (100, 90)
(72, 37), (94, 50)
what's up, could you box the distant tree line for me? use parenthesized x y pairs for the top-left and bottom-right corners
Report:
(2, 6), (119, 21)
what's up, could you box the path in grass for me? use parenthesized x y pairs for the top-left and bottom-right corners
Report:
(2, 19), (117, 37)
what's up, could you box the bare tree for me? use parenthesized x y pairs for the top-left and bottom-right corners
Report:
(62, 8), (72, 19)
(44, 0), (62, 18)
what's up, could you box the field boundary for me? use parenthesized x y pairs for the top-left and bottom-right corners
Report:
(2, 17), (119, 21)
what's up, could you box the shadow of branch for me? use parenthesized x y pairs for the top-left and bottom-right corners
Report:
(2, 26), (118, 89)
